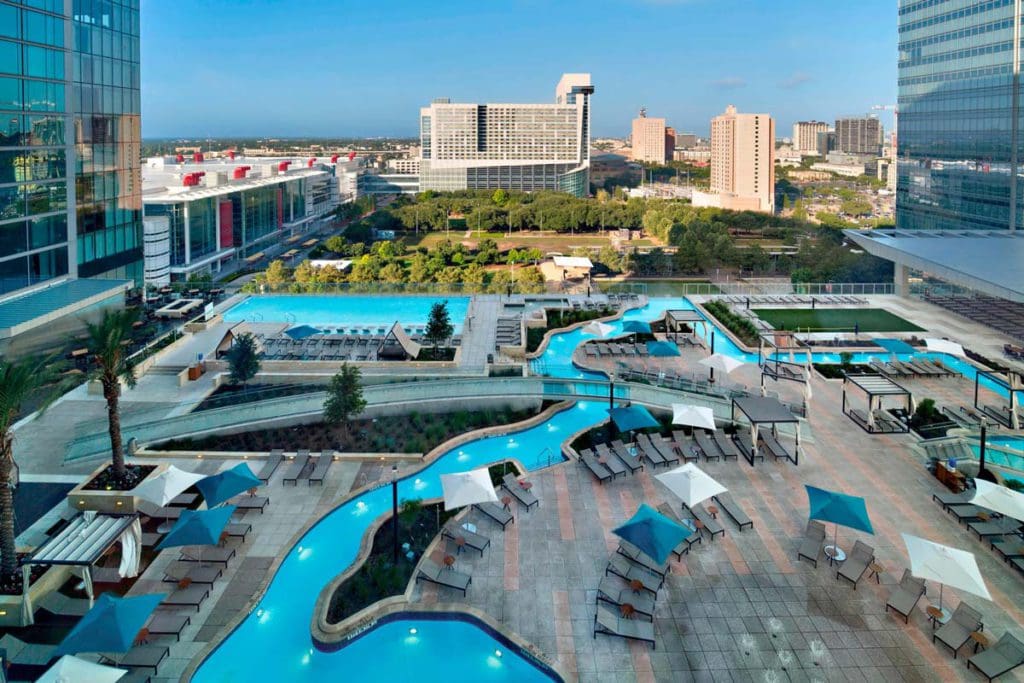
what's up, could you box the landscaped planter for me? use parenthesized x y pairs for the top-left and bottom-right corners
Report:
(0, 565), (70, 628)
(66, 461), (166, 514)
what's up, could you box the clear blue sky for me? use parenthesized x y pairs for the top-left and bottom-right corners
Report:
(140, 0), (897, 139)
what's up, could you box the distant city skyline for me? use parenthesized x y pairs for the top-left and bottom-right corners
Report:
(141, 0), (896, 139)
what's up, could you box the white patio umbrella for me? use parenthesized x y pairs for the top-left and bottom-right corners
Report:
(971, 480), (1024, 522)
(699, 353), (744, 383)
(440, 468), (499, 511)
(582, 320), (615, 338)
(131, 465), (206, 507)
(671, 404), (717, 432)
(37, 655), (127, 683)
(925, 338), (965, 357)
(902, 533), (992, 623)
(655, 463), (727, 508)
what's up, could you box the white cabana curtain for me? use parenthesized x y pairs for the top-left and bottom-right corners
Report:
(118, 518), (142, 579)
(21, 564), (33, 625)
(867, 396), (879, 429)
(81, 565), (94, 607)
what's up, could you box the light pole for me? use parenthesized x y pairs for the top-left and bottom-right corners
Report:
(391, 464), (399, 564)
(708, 330), (716, 383)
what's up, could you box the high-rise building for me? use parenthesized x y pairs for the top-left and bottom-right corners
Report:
(630, 108), (668, 163)
(816, 130), (836, 158)
(792, 121), (829, 154)
(665, 126), (676, 162)
(417, 73), (593, 197)
(674, 133), (698, 150)
(835, 115), (883, 155)
(703, 105), (775, 213)
(847, 1), (1024, 301)
(0, 0), (142, 351)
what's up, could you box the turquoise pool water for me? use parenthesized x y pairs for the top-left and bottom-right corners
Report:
(192, 402), (604, 682)
(224, 295), (471, 333)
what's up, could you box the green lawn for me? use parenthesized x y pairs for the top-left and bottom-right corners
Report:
(752, 308), (924, 333)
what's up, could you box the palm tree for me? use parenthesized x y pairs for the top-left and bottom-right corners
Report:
(0, 357), (60, 582)
(85, 308), (139, 485)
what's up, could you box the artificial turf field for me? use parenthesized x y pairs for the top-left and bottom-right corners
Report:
(752, 308), (924, 333)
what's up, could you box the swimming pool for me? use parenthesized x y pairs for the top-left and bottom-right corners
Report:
(224, 295), (471, 333)
(192, 402), (604, 682)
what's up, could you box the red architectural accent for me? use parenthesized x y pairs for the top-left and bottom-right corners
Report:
(192, 152), (204, 163)
(226, 150), (236, 160)
(331, 154), (339, 163)
(182, 171), (206, 187)
(278, 161), (292, 172)
(219, 200), (234, 247)
(307, 157), (317, 167)
(232, 165), (252, 179)
(276, 188), (284, 227)
(175, 154), (184, 163)
(347, 151), (356, 161)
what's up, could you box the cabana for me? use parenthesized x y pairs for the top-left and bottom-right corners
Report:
(758, 331), (812, 400)
(730, 395), (801, 466)
(378, 321), (422, 360)
(841, 373), (912, 434)
(974, 369), (1024, 429)
(665, 310), (708, 346)
(21, 513), (142, 622)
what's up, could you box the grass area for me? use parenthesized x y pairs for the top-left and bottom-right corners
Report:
(753, 308), (924, 333)
(402, 230), (637, 252)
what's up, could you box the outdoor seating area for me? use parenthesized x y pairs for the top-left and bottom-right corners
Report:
(716, 294), (868, 306)
(923, 292), (1024, 342)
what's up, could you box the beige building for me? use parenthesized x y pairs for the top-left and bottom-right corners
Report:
(792, 121), (829, 155)
(708, 105), (775, 213)
(630, 108), (669, 163)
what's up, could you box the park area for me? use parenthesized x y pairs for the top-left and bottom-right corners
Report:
(753, 307), (924, 333)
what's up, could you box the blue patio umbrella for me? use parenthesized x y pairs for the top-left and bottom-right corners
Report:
(54, 592), (166, 656)
(612, 503), (693, 565)
(622, 320), (651, 334)
(284, 324), (321, 340)
(806, 484), (874, 562)
(196, 463), (262, 508)
(646, 340), (681, 357)
(608, 405), (659, 433)
(156, 505), (236, 551)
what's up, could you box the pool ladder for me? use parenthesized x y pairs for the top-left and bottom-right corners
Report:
(540, 447), (556, 468)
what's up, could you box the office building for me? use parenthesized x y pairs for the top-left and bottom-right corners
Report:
(0, 0), (142, 352)
(816, 130), (836, 158)
(142, 156), (341, 284)
(696, 105), (774, 213)
(417, 74), (593, 197)
(630, 109), (670, 163)
(665, 126), (676, 162)
(674, 133), (698, 150)
(847, 0), (1024, 301)
(792, 121), (829, 154)
(835, 115), (883, 155)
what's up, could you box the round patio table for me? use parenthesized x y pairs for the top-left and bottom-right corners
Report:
(620, 603), (636, 620)
(629, 579), (644, 594)
(454, 536), (466, 554)
(520, 481), (533, 491)
(970, 631), (990, 653)
(707, 505), (718, 519)
(502, 495), (513, 511)
(443, 554), (456, 570)
(823, 545), (846, 564)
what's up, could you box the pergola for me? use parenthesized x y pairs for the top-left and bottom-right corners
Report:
(974, 369), (1024, 429)
(378, 321), (422, 360)
(758, 331), (812, 400)
(20, 513), (141, 623)
(730, 395), (801, 466)
(665, 310), (709, 345)
(842, 373), (912, 434)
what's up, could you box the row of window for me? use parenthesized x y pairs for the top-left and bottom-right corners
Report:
(73, 21), (139, 62)
(899, 0), (1013, 34)
(0, 178), (65, 219)
(0, 113), (65, 146)
(9, 1), (65, 15)
(0, 209), (64, 256)
(0, 38), (64, 80)
(899, 0), (952, 16)
(73, 83), (139, 116)
(76, 220), (138, 263)
(76, 53), (139, 89)
(0, 243), (67, 294)
(0, 75), (64, 112)
(900, 39), (1013, 68)
(0, 3), (64, 48)
(0, 147), (64, 183)
(899, 63), (1013, 87)
(899, 17), (1013, 53)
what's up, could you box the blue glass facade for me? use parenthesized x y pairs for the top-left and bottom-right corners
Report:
(897, 0), (1023, 231)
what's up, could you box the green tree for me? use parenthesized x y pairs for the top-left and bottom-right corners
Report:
(515, 266), (546, 293)
(0, 356), (62, 580)
(491, 189), (509, 206)
(408, 253), (431, 283)
(263, 260), (289, 288)
(323, 363), (366, 434)
(85, 308), (140, 485)
(424, 301), (454, 359)
(379, 262), (406, 283)
(226, 332), (262, 386)
(461, 263), (487, 293)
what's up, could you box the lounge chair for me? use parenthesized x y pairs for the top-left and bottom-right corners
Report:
(596, 576), (655, 620)
(225, 522), (251, 541)
(100, 645), (168, 674)
(647, 434), (680, 465)
(579, 449), (613, 483)
(933, 490), (971, 511)
(735, 431), (764, 462)
(308, 451), (334, 485)
(671, 431), (701, 462)
(968, 516), (1022, 539)
(137, 502), (182, 522)
(617, 540), (670, 577)
(712, 492), (753, 531)
(442, 522), (490, 556)
(693, 430), (722, 461)
(948, 504), (986, 524)
(416, 558), (471, 596)
(605, 554), (663, 594)
(179, 546), (235, 567)
(991, 536), (1024, 562)
(474, 502), (513, 529)
(655, 503), (701, 558)
(711, 432), (740, 461)
(233, 495), (269, 513)
(634, 435), (666, 468)
(593, 605), (656, 648)
(162, 561), (222, 585)
(282, 450), (311, 485)
(760, 431), (791, 461)
(933, 602), (983, 658)
(836, 540), (875, 588)
(884, 569), (926, 623)
(145, 613), (190, 641)
(162, 584), (209, 612)
(606, 442), (643, 473)
(967, 633), (1024, 681)
(797, 520), (827, 567)
(257, 449), (284, 483)
(687, 502), (725, 540)
(501, 473), (539, 510)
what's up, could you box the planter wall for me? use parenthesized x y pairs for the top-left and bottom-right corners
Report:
(0, 565), (70, 628)
(66, 462), (168, 514)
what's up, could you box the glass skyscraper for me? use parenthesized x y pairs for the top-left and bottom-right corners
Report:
(0, 0), (141, 297)
(896, 0), (1021, 232)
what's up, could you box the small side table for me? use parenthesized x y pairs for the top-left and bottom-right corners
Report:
(629, 579), (644, 594)
(520, 481), (533, 491)
(970, 630), (990, 654)
(823, 545), (846, 566)
(867, 561), (884, 584)
(620, 603), (636, 620)
(502, 495), (513, 511)
(707, 505), (719, 519)
(443, 554), (456, 570)
(926, 605), (945, 629)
